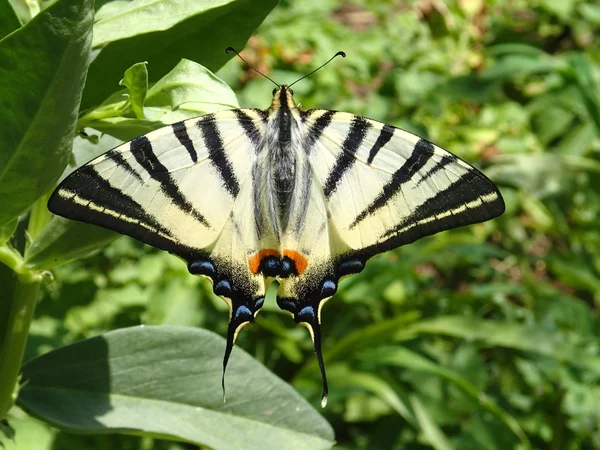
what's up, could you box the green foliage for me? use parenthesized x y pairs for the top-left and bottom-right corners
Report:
(0, 0), (93, 226)
(19, 327), (334, 450)
(1, 0), (600, 449)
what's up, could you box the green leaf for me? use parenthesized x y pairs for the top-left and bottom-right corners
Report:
(144, 58), (239, 118)
(18, 326), (334, 450)
(410, 395), (453, 450)
(0, 0), (94, 227)
(80, 59), (239, 140)
(403, 316), (600, 375)
(328, 367), (415, 425)
(0, 219), (18, 245)
(0, 416), (55, 450)
(119, 62), (149, 120)
(359, 347), (531, 448)
(323, 313), (421, 363)
(568, 53), (600, 136)
(0, 263), (17, 354)
(579, 3), (600, 24)
(0, 1), (21, 40)
(81, 0), (278, 110)
(485, 154), (572, 199)
(480, 54), (557, 82)
(24, 217), (119, 270)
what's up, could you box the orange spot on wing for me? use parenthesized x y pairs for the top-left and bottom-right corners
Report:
(248, 249), (280, 274)
(283, 249), (308, 275)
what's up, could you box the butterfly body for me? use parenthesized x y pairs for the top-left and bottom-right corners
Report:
(49, 84), (504, 407)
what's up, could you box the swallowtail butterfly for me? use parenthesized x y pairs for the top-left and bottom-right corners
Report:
(48, 50), (505, 407)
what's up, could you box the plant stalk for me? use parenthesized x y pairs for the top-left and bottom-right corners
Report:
(0, 272), (41, 419)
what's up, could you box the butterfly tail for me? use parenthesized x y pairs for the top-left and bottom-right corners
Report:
(221, 299), (261, 402)
(294, 305), (329, 408)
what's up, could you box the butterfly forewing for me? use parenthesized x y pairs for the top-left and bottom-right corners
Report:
(50, 111), (263, 253)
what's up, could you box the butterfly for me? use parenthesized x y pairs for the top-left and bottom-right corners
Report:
(48, 49), (505, 407)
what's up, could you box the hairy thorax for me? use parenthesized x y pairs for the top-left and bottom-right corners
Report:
(266, 107), (300, 235)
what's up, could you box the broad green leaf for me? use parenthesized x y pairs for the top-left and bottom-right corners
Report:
(0, 1), (20, 39)
(24, 217), (119, 270)
(0, 0), (94, 227)
(144, 58), (239, 119)
(18, 326), (335, 450)
(81, 0), (278, 110)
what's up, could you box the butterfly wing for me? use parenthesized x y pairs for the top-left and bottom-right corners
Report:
(276, 109), (504, 406)
(48, 109), (270, 388)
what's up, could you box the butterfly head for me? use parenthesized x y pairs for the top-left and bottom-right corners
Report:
(270, 85), (296, 112)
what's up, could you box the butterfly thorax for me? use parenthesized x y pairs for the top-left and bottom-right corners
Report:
(265, 86), (303, 236)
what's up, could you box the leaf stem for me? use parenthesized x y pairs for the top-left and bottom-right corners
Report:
(28, 193), (53, 242)
(0, 246), (24, 274)
(0, 272), (41, 419)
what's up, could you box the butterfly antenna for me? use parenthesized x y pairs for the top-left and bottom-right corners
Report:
(226, 47), (279, 87)
(288, 51), (346, 88)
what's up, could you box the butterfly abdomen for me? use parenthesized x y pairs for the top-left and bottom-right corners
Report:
(265, 87), (304, 235)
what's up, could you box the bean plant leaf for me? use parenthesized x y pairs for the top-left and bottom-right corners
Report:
(81, 0), (278, 110)
(18, 326), (335, 450)
(0, 1), (21, 39)
(0, 0), (94, 227)
(119, 62), (149, 120)
(79, 59), (239, 140)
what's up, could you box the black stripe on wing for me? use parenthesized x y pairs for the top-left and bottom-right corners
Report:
(172, 121), (198, 163)
(130, 136), (210, 228)
(106, 151), (143, 183)
(302, 110), (336, 155)
(350, 138), (435, 228)
(323, 116), (371, 199)
(382, 170), (503, 239)
(358, 170), (505, 261)
(48, 166), (194, 255)
(418, 154), (458, 184)
(367, 124), (394, 164)
(233, 109), (264, 152)
(197, 117), (241, 197)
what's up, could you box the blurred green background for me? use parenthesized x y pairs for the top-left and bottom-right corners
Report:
(8, 0), (600, 448)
